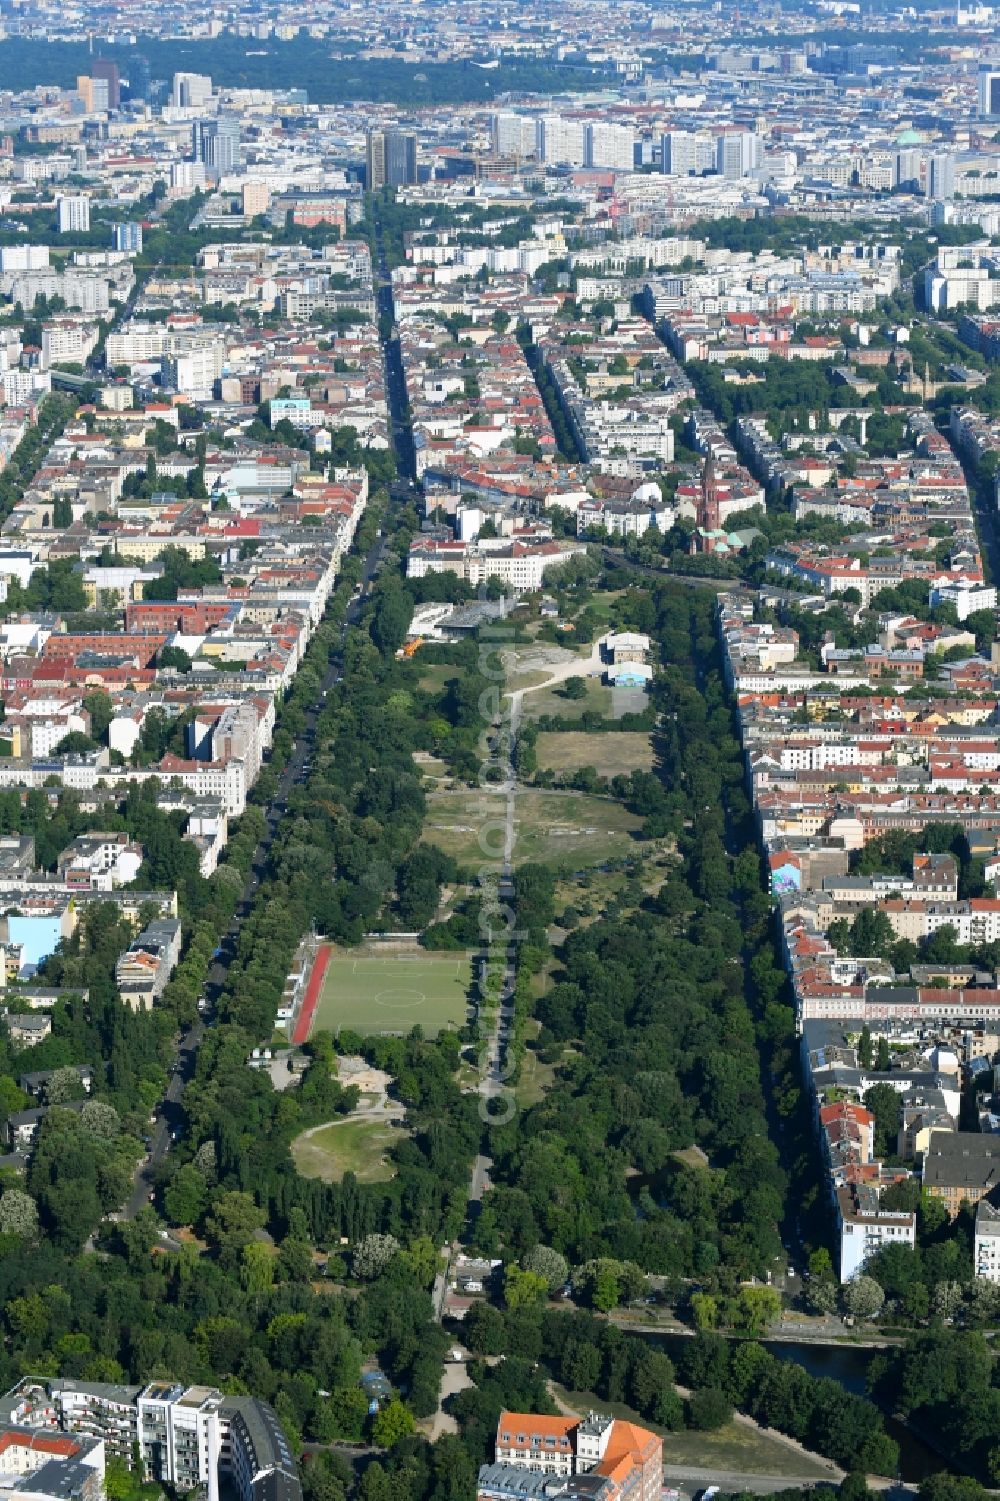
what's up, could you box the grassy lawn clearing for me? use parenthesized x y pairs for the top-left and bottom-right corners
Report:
(672, 1144), (711, 1170)
(519, 676), (613, 721)
(515, 1046), (558, 1108)
(551, 1386), (832, 1479)
(417, 663), (460, 694)
(535, 731), (654, 777)
(422, 787), (646, 868)
(291, 1117), (403, 1184)
(663, 1424), (832, 1478)
(413, 753), (451, 787)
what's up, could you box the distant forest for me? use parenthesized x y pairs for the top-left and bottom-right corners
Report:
(0, 35), (611, 104)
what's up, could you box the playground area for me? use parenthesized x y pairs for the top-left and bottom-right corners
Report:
(293, 942), (474, 1041)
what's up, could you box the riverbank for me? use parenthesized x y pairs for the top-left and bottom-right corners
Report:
(611, 1309), (904, 1350)
(625, 1328), (942, 1481)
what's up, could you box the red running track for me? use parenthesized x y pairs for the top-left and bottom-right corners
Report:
(292, 943), (331, 1045)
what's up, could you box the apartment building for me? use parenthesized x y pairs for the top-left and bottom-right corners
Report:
(406, 537), (586, 591)
(366, 130), (417, 190)
(48, 1383), (137, 1463)
(974, 1199), (1000, 1281)
(490, 112), (537, 159)
(222, 1399), (298, 1501)
(923, 1131), (1000, 1217)
(485, 1412), (661, 1501)
(537, 115), (585, 166)
(2, 1013), (51, 1049)
(0, 895), (76, 976)
(137, 1384), (219, 1494)
(576, 494), (675, 538)
(113, 224), (142, 255)
(0, 248), (49, 274)
(0, 1424), (103, 1501)
(56, 197), (90, 235)
(5, 697), (91, 760)
(40, 323), (98, 369)
(585, 123), (635, 171)
(837, 1183), (916, 1281)
(56, 835), (142, 891)
(114, 917), (182, 1010)
(172, 72), (212, 108)
(104, 325), (172, 365)
(924, 243), (1000, 312)
(162, 342), (226, 399)
(661, 130), (716, 176)
(717, 130), (762, 180)
(543, 368), (678, 477)
(189, 700), (273, 788)
(193, 118), (242, 175)
(716, 459), (997, 1275)
(5, 1381), (300, 1501)
(7, 273), (109, 315)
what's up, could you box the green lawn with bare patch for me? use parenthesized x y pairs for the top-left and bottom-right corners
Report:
(413, 752), (449, 781)
(672, 1144), (711, 1170)
(662, 1424), (832, 1478)
(551, 1386), (832, 1478)
(422, 787), (646, 868)
(535, 731), (654, 777)
(516, 1051), (558, 1107)
(417, 663), (459, 694)
(516, 1019), (560, 1107)
(291, 1118), (404, 1184)
(519, 676), (612, 721)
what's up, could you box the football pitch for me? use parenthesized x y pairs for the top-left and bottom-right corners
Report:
(308, 947), (474, 1038)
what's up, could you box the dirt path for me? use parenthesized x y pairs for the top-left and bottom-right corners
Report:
(507, 640), (605, 705)
(427, 1360), (470, 1440)
(548, 1383), (581, 1418)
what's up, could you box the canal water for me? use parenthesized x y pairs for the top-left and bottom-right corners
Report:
(650, 1333), (943, 1482)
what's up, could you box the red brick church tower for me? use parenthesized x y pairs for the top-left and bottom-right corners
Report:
(699, 456), (720, 532)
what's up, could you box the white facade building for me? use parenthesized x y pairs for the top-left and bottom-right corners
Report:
(661, 131), (716, 176)
(716, 131), (763, 180)
(161, 342), (225, 398)
(8, 272), (109, 313)
(172, 71), (212, 108)
(490, 112), (536, 158)
(57, 196), (91, 234)
(576, 496), (674, 538)
(407, 538), (586, 591)
(585, 123), (635, 171)
(837, 1184), (916, 1281)
(537, 115), (585, 166)
(975, 1199), (1000, 1281)
(927, 153), (955, 202)
(0, 247), (49, 273)
(41, 322), (98, 368)
(105, 324), (172, 365)
(929, 579), (997, 620)
(924, 243), (1000, 313)
(979, 65), (1000, 117)
(12, 1379), (300, 1501)
(171, 160), (208, 191)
